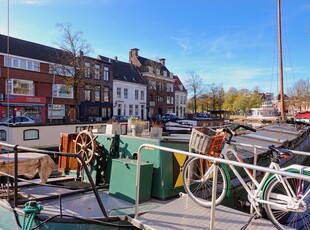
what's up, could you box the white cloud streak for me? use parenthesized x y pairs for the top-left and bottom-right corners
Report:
(18, 0), (47, 5)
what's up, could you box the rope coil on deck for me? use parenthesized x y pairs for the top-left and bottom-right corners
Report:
(22, 201), (43, 230)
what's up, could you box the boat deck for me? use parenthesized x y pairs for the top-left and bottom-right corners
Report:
(130, 195), (290, 230)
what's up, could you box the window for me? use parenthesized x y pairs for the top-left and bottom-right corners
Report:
(167, 83), (173, 92)
(95, 85), (101, 101)
(149, 80), (156, 90)
(24, 129), (39, 141)
(104, 87), (109, 102)
(135, 90), (139, 100)
(4, 56), (40, 72)
(176, 95), (179, 104)
(6, 79), (35, 96)
(129, 105), (133, 116)
(104, 66), (109, 81)
(95, 64), (100, 79)
(140, 90), (145, 101)
(85, 85), (91, 101)
(156, 69), (160, 75)
(123, 104), (126, 116)
(0, 130), (6, 141)
(124, 88), (128, 99)
(163, 71), (167, 77)
(117, 87), (121, 98)
(135, 105), (139, 116)
(167, 96), (174, 104)
(50, 64), (74, 77)
(53, 84), (74, 98)
(85, 62), (90, 78)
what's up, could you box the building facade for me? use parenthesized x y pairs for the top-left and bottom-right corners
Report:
(174, 75), (187, 118)
(99, 56), (147, 119)
(129, 48), (175, 118)
(79, 56), (113, 121)
(0, 34), (75, 123)
(0, 35), (187, 123)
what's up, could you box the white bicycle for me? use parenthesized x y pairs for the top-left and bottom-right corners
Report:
(183, 125), (310, 229)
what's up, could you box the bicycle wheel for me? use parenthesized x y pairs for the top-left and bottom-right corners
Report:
(182, 157), (228, 207)
(264, 171), (310, 230)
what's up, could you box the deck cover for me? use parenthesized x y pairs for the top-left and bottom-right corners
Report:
(0, 152), (55, 183)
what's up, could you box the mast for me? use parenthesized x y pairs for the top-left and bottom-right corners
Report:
(277, 0), (285, 121)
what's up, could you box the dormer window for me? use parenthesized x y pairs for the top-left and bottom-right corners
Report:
(169, 72), (173, 78)
(156, 69), (160, 75)
(148, 66), (153, 72)
(163, 71), (167, 77)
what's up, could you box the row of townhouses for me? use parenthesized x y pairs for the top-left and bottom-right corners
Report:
(0, 34), (187, 123)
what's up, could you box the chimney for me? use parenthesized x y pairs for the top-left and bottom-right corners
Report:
(159, 58), (166, 66)
(114, 56), (118, 62)
(79, 50), (84, 57)
(129, 48), (139, 63)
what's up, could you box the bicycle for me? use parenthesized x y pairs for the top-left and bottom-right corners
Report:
(182, 125), (310, 230)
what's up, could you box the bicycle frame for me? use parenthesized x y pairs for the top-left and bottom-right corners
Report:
(220, 143), (310, 214)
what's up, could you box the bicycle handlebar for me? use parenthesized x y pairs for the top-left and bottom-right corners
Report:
(223, 125), (256, 144)
(232, 125), (256, 133)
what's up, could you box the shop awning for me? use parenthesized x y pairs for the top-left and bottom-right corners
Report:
(1, 102), (45, 107)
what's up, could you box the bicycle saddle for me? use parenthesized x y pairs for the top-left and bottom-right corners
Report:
(268, 145), (291, 158)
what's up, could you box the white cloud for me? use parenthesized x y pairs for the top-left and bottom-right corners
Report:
(18, 0), (47, 5)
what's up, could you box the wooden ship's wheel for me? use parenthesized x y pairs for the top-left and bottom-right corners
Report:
(74, 129), (97, 166)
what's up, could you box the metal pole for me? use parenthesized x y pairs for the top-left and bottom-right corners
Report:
(50, 69), (56, 123)
(210, 162), (219, 230)
(134, 149), (141, 219)
(13, 145), (18, 208)
(278, 0), (285, 121)
(250, 146), (258, 214)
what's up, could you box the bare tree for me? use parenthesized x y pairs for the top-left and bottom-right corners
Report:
(185, 72), (204, 113)
(54, 23), (92, 121)
(287, 79), (310, 112)
(207, 83), (224, 110)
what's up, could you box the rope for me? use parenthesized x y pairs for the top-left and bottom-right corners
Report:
(21, 201), (43, 230)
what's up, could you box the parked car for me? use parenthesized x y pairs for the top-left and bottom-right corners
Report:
(0, 116), (36, 125)
(111, 115), (128, 122)
(162, 113), (179, 122)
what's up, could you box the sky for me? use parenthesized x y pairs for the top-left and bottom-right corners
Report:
(0, 0), (310, 96)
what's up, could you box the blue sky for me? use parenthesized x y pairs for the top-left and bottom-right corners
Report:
(1, 0), (310, 96)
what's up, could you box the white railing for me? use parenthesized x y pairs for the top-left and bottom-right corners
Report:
(131, 143), (310, 230)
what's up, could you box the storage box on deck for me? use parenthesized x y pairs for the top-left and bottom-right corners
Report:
(109, 158), (153, 203)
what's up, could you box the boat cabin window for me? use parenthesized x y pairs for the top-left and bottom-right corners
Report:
(23, 129), (39, 141)
(0, 130), (6, 141)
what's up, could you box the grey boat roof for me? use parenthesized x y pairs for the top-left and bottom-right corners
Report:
(232, 123), (306, 156)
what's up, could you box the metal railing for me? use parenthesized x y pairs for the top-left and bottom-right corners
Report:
(0, 142), (108, 217)
(132, 143), (310, 230)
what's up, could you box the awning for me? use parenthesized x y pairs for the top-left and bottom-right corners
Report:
(1, 102), (45, 107)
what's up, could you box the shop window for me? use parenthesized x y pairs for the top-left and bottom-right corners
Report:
(23, 129), (39, 141)
(0, 130), (6, 141)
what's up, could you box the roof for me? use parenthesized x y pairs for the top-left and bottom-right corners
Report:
(0, 34), (65, 63)
(98, 55), (144, 84)
(137, 56), (170, 74)
(295, 111), (310, 119)
(173, 75), (187, 92)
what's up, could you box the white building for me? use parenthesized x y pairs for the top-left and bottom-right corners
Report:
(98, 56), (147, 120)
(174, 75), (187, 118)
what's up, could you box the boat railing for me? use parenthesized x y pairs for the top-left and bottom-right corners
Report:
(0, 142), (108, 217)
(131, 143), (310, 230)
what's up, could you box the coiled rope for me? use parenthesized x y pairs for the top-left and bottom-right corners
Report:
(22, 201), (43, 230)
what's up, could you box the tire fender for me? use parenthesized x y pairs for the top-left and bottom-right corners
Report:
(220, 163), (232, 197)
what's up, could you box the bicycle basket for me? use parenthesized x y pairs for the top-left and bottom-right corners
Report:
(189, 127), (216, 153)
